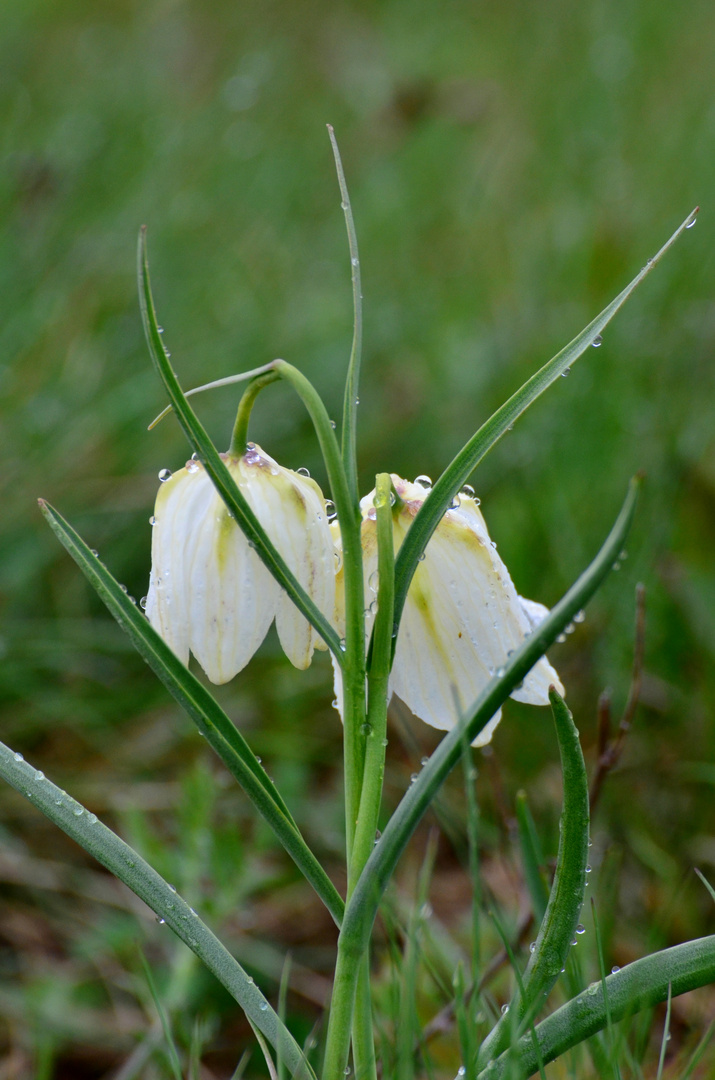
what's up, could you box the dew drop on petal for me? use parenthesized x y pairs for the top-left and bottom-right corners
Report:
(296, 467), (310, 477)
(449, 495), (461, 509)
(158, 469), (172, 482)
(186, 461), (199, 474)
(460, 484), (475, 499)
(414, 475), (432, 488)
(140, 596), (148, 610)
(149, 516), (157, 526)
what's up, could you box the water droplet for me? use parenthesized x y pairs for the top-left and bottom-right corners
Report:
(495, 666), (506, 678)
(296, 467), (310, 477)
(156, 915), (166, 924)
(574, 610), (585, 623)
(344, 1068), (351, 1077)
(592, 334), (603, 347)
(529, 941), (536, 954)
(87, 813), (98, 824)
(351, 257), (359, 267)
(418, 552), (426, 562)
(565, 621), (575, 634)
(381, 738), (388, 747)
(686, 216), (697, 229)
(330, 419), (337, 430)
(158, 469), (172, 482)
(332, 698), (339, 709)
(414, 475), (432, 488)
(325, 500), (337, 521)
(561, 367), (571, 377)
(168, 883), (177, 893)
(556, 633), (567, 644)
(449, 495), (461, 509)
(421, 756), (429, 766)
(410, 773), (418, 783)
(457, 1068), (466, 1078)
(339, 638), (346, 652)
(585, 864), (592, 873)
(186, 460), (199, 474)
(501, 1004), (510, 1015)
(368, 570), (379, 593)
(259, 1001), (269, 1011)
(619, 549), (628, 560)
(54, 797), (63, 806)
(611, 965), (621, 974)
(90, 548), (99, 557)
(34, 770), (45, 781)
(588, 836), (593, 847)
(13, 752), (24, 763)
(571, 938), (578, 946)
(120, 584), (128, 594)
(460, 484), (475, 499)
(576, 924), (586, 934)
(140, 596), (148, 610)
(73, 806), (84, 817)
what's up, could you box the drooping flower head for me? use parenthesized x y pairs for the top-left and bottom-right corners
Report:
(146, 444), (335, 683)
(335, 475), (563, 746)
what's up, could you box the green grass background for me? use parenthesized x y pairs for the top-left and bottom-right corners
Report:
(1, 0), (715, 1076)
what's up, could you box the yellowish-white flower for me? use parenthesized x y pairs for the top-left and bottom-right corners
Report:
(334, 475), (563, 746)
(145, 444), (335, 683)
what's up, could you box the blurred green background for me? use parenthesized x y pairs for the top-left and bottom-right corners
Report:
(2, 0), (715, 1076)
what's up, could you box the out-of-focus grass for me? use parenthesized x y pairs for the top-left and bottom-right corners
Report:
(2, 0), (715, 1075)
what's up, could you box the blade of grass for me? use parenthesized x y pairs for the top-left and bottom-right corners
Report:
(139, 951), (184, 1080)
(0, 741), (315, 1079)
(515, 792), (549, 927)
(479, 936), (715, 1079)
(327, 124), (363, 508)
(137, 227), (343, 661)
(39, 499), (344, 928)
(694, 867), (715, 906)
(392, 209), (698, 638)
(655, 982), (672, 1080)
(592, 899), (622, 1080)
(478, 689), (590, 1066)
(324, 478), (640, 1079)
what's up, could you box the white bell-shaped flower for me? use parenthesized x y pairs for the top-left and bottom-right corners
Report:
(145, 444), (335, 683)
(335, 475), (563, 746)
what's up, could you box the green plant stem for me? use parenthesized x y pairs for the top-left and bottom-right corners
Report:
(324, 478), (639, 1074)
(478, 936), (715, 1079)
(270, 360), (367, 861)
(230, 371), (281, 454)
(324, 474), (394, 1080)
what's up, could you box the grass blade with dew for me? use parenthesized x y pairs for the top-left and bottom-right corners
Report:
(137, 227), (343, 661)
(480, 935), (715, 1079)
(327, 125), (363, 508)
(0, 741), (316, 1080)
(478, 689), (590, 1067)
(391, 209), (698, 639)
(39, 499), (344, 927)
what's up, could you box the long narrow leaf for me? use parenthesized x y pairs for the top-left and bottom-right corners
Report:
(0, 741), (315, 1080)
(478, 935), (715, 1079)
(328, 125), (363, 507)
(137, 228), (343, 661)
(479, 690), (590, 1065)
(327, 478), (640, 1062)
(392, 209), (697, 634)
(39, 499), (344, 927)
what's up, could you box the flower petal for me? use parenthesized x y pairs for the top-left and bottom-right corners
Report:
(240, 447), (336, 670)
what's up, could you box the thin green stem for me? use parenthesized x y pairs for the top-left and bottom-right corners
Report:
(327, 124), (363, 507)
(271, 360), (367, 860)
(325, 474), (395, 1080)
(230, 371), (280, 455)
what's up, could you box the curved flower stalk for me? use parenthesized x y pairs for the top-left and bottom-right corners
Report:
(333, 475), (562, 745)
(146, 443), (335, 683)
